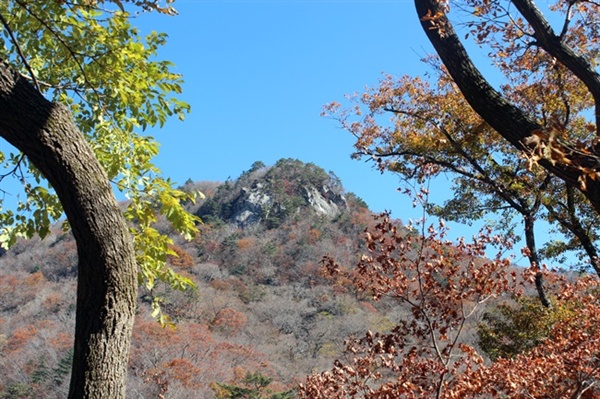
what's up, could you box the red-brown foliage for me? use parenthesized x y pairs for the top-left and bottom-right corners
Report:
(5, 326), (38, 353)
(300, 214), (600, 398)
(211, 308), (248, 337)
(300, 214), (516, 398)
(167, 244), (195, 269)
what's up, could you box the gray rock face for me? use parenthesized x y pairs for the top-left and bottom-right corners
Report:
(230, 182), (346, 228)
(231, 183), (272, 227)
(302, 186), (346, 217)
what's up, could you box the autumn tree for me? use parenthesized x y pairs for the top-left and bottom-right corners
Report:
(408, 0), (600, 198)
(0, 1), (198, 398)
(299, 214), (516, 398)
(325, 4), (600, 281)
(324, 70), (557, 305)
(411, 0), (600, 247)
(299, 214), (600, 398)
(454, 275), (600, 398)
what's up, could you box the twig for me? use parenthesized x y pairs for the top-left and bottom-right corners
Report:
(0, 12), (40, 91)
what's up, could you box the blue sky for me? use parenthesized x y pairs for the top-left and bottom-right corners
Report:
(133, 1), (542, 265)
(137, 0), (436, 221)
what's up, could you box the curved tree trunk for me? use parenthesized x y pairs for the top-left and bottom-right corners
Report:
(414, 0), (600, 214)
(0, 60), (137, 398)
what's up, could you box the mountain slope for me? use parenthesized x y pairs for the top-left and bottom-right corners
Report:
(0, 158), (392, 399)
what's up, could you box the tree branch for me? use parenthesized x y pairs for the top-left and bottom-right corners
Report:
(510, 0), (600, 133)
(414, 0), (600, 214)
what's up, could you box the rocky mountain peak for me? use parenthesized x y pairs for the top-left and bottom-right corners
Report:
(196, 159), (348, 228)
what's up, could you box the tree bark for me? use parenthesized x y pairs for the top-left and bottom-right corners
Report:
(413, 0), (600, 214)
(0, 59), (137, 398)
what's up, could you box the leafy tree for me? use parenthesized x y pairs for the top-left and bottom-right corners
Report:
(410, 0), (600, 241)
(0, 0), (198, 397)
(31, 358), (52, 385)
(1, 383), (32, 399)
(245, 161), (267, 175)
(213, 372), (295, 399)
(477, 296), (569, 360)
(53, 348), (74, 386)
(410, 0), (600, 206)
(323, 68), (559, 305)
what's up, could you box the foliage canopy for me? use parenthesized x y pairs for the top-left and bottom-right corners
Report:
(324, 0), (600, 275)
(0, 0), (199, 309)
(303, 0), (600, 396)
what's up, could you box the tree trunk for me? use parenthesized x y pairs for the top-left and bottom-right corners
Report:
(0, 60), (137, 398)
(523, 213), (552, 307)
(413, 0), (600, 214)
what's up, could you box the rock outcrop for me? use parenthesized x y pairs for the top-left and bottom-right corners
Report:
(231, 183), (272, 227)
(230, 182), (346, 228)
(302, 185), (346, 217)
(197, 159), (348, 229)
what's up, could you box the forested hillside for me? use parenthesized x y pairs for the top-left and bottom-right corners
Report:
(3, 158), (586, 399)
(3, 0), (600, 396)
(0, 159), (409, 398)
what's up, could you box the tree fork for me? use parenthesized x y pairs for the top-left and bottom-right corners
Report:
(0, 59), (137, 398)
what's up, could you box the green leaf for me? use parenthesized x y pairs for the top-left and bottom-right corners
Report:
(0, 0), (194, 323)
